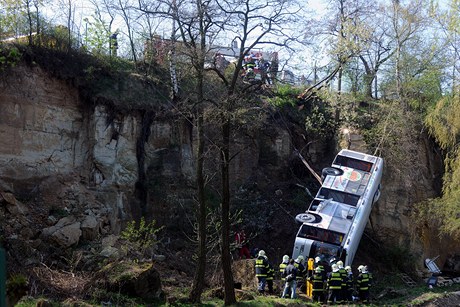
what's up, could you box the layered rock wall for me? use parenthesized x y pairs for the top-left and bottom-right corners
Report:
(0, 64), (296, 252)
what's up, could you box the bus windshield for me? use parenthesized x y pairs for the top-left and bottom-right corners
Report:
(297, 224), (344, 245)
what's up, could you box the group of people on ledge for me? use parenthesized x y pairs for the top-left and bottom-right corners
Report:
(254, 250), (373, 304)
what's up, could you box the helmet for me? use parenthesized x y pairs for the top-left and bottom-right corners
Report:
(329, 257), (337, 265)
(315, 256), (321, 263)
(297, 255), (304, 263)
(345, 266), (352, 273)
(362, 265), (368, 273)
(357, 265), (364, 272)
(336, 260), (344, 268)
(258, 250), (266, 257)
(283, 255), (289, 262)
(332, 264), (339, 272)
(315, 267), (322, 273)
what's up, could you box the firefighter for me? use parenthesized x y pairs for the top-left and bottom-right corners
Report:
(255, 250), (270, 294)
(357, 264), (372, 303)
(344, 265), (354, 302)
(309, 266), (326, 303)
(314, 256), (327, 281)
(279, 255), (290, 277)
(294, 255), (307, 291)
(278, 255), (290, 296)
(327, 264), (342, 304)
(266, 262), (275, 295)
(336, 260), (347, 304)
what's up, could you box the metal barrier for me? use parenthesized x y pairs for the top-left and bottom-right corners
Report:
(0, 248), (6, 307)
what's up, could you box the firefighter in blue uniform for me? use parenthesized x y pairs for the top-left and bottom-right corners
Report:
(345, 265), (354, 302)
(255, 250), (269, 294)
(357, 264), (372, 303)
(266, 262), (275, 294)
(309, 266), (326, 303)
(327, 263), (342, 304)
(336, 260), (347, 304)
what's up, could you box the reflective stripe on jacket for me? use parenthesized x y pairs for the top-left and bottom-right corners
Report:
(357, 272), (370, 290)
(279, 262), (288, 274)
(339, 268), (347, 288)
(327, 271), (342, 290)
(346, 273), (354, 290)
(266, 264), (274, 281)
(311, 273), (325, 292)
(255, 256), (268, 277)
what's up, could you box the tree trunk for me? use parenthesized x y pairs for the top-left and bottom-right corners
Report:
(221, 119), (236, 305)
(363, 72), (374, 99)
(337, 65), (343, 95)
(189, 112), (206, 303)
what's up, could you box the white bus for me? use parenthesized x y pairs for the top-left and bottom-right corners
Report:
(292, 149), (383, 267)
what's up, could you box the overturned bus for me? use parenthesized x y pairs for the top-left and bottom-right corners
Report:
(292, 149), (383, 267)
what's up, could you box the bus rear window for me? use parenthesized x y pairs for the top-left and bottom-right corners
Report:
(297, 224), (344, 245)
(334, 155), (373, 172)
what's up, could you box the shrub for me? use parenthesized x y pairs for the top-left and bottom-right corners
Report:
(120, 217), (163, 259)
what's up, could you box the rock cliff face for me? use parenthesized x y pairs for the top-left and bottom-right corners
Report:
(1, 62), (459, 280)
(0, 64), (300, 256)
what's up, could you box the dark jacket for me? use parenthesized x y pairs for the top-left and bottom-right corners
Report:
(255, 256), (269, 277)
(327, 271), (342, 290)
(294, 261), (306, 280)
(266, 263), (275, 281)
(283, 263), (298, 281)
(357, 272), (371, 290)
(309, 271), (325, 292)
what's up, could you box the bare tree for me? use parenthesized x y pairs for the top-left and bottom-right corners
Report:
(389, 0), (425, 102)
(115, 0), (139, 61)
(431, 0), (460, 94)
(300, 0), (372, 100)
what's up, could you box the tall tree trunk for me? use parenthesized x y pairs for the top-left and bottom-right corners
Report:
(359, 55), (374, 99)
(189, 1), (208, 301)
(221, 119), (236, 305)
(189, 111), (206, 303)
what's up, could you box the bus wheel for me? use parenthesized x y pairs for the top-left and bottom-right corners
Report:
(295, 213), (321, 224)
(321, 167), (344, 181)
